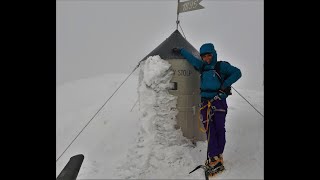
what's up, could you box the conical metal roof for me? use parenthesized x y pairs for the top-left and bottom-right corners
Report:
(142, 30), (201, 61)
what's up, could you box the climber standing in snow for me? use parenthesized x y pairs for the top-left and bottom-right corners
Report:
(172, 43), (241, 175)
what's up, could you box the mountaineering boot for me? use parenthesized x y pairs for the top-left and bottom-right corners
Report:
(209, 156), (223, 168)
(207, 156), (225, 176)
(218, 153), (223, 164)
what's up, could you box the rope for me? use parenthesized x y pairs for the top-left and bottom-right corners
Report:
(198, 101), (211, 133)
(231, 86), (264, 118)
(56, 63), (140, 163)
(178, 22), (187, 39)
(176, 0), (186, 39)
(130, 98), (139, 112)
(207, 126), (211, 162)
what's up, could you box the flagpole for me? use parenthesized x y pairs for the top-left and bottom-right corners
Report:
(176, 0), (180, 30)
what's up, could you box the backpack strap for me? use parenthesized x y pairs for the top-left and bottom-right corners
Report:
(199, 63), (205, 74)
(214, 61), (232, 95)
(214, 61), (223, 84)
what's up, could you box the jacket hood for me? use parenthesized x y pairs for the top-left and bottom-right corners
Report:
(200, 43), (217, 65)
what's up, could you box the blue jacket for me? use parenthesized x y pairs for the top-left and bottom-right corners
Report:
(180, 43), (241, 99)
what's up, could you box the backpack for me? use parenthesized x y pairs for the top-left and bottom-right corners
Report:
(199, 61), (232, 95)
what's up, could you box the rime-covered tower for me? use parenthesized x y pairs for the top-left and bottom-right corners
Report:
(142, 30), (206, 142)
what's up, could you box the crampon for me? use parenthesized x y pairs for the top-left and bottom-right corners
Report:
(189, 163), (225, 180)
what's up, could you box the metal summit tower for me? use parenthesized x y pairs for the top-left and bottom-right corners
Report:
(141, 30), (206, 142)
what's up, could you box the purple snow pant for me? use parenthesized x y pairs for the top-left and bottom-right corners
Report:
(200, 98), (228, 158)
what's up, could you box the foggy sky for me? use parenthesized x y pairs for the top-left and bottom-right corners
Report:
(57, 0), (263, 91)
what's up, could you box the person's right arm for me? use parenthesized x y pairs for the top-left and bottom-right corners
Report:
(180, 48), (203, 71)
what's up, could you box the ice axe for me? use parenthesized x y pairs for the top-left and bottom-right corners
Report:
(57, 154), (84, 180)
(189, 164), (210, 180)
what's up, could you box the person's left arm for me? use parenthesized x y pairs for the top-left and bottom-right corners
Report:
(220, 62), (242, 89)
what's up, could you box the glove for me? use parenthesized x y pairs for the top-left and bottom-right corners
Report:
(212, 89), (226, 100)
(220, 93), (228, 99)
(213, 95), (221, 101)
(172, 47), (181, 54)
(218, 91), (228, 99)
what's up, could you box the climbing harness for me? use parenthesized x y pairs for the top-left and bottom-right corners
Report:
(198, 99), (226, 133)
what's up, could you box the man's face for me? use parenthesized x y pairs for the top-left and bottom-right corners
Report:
(201, 53), (213, 64)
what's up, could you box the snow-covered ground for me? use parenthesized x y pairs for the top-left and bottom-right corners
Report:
(56, 56), (263, 179)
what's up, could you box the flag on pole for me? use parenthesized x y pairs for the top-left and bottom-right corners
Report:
(178, 0), (204, 13)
